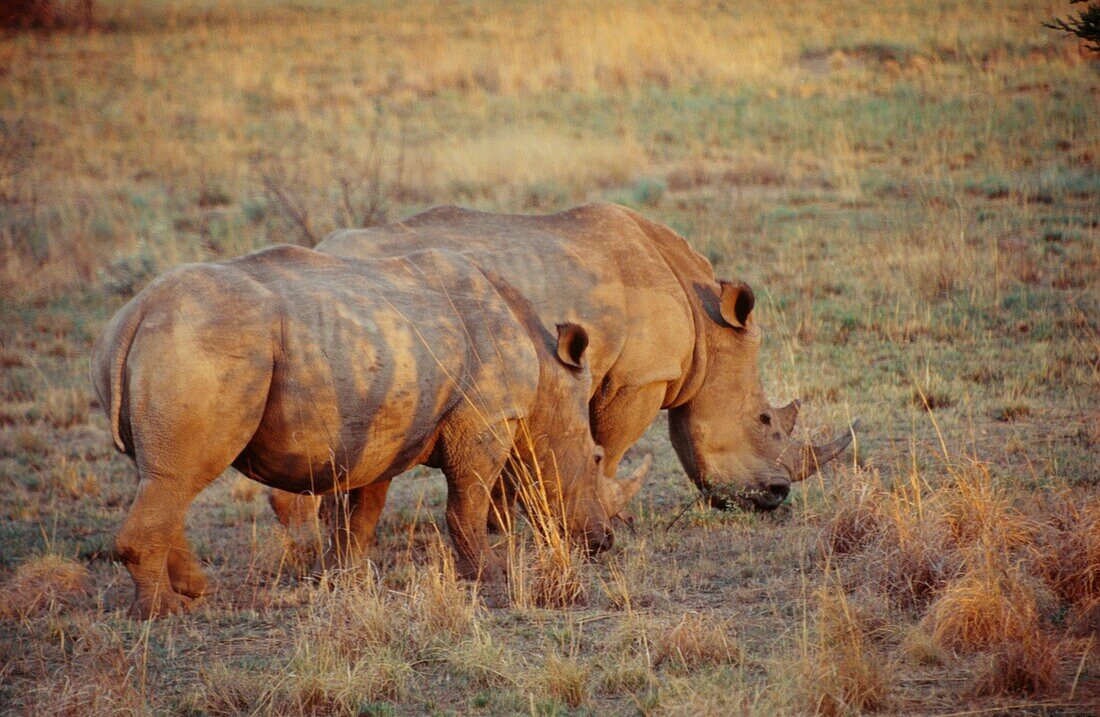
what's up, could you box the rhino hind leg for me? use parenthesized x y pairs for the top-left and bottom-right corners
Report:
(116, 476), (206, 618)
(118, 331), (274, 619)
(167, 525), (207, 598)
(270, 490), (326, 571)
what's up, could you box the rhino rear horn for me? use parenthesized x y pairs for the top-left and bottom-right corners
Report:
(782, 419), (860, 482)
(775, 399), (801, 435)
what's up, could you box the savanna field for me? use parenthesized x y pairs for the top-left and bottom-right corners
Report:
(1, 0), (1098, 713)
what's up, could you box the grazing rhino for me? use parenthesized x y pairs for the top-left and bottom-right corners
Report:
(314, 203), (855, 515)
(91, 244), (640, 618)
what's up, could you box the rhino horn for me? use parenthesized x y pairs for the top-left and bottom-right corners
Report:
(775, 399), (802, 435)
(600, 453), (651, 516)
(781, 419), (860, 482)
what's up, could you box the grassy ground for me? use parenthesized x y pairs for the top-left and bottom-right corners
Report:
(1, 0), (1098, 714)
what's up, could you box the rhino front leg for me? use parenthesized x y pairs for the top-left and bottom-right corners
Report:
(445, 472), (505, 584)
(486, 470), (518, 534)
(440, 424), (516, 585)
(591, 382), (666, 482)
(317, 479), (392, 574)
(270, 489), (326, 571)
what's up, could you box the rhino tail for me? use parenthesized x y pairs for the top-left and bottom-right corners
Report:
(92, 300), (145, 454)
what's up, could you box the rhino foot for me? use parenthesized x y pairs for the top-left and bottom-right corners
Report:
(130, 590), (194, 620)
(480, 581), (510, 609)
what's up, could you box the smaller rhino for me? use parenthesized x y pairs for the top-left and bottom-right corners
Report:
(91, 245), (639, 618)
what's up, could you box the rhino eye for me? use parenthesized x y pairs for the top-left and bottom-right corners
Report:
(759, 413), (771, 426)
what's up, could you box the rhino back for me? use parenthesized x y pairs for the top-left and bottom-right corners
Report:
(319, 204), (695, 394)
(228, 246), (538, 492)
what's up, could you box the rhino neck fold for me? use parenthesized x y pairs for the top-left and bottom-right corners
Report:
(660, 284), (713, 410)
(614, 207), (713, 411)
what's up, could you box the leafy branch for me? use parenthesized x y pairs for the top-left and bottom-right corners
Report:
(1042, 1), (1100, 52)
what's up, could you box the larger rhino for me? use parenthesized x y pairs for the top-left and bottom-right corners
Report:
(91, 244), (636, 618)
(314, 203), (855, 513)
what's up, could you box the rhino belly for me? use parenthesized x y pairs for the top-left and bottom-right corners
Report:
(230, 362), (453, 495)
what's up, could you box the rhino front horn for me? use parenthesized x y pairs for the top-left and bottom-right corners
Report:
(782, 419), (860, 482)
(601, 453), (651, 516)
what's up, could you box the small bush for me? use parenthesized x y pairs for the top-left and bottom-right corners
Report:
(101, 250), (157, 297)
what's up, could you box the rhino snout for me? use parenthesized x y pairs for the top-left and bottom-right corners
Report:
(582, 525), (614, 555)
(752, 477), (791, 511)
(702, 476), (790, 512)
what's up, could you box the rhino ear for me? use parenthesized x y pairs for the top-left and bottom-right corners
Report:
(718, 281), (755, 329)
(555, 323), (590, 370)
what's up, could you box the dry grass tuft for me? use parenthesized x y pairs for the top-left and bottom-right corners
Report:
(940, 463), (1035, 553)
(41, 385), (88, 428)
(822, 462), (1091, 700)
(861, 493), (958, 609)
(440, 627), (516, 689)
(599, 542), (657, 611)
(305, 574), (400, 659)
(504, 440), (591, 609)
(0, 554), (91, 618)
(786, 585), (892, 716)
(652, 613), (742, 670)
(1033, 493), (1100, 609)
(922, 551), (1060, 697)
(200, 570), (417, 715)
(898, 624), (948, 666)
(823, 471), (885, 555)
(509, 541), (589, 609)
(537, 652), (590, 708)
(595, 653), (652, 695)
(824, 463), (1039, 610)
(408, 547), (478, 640)
(972, 637), (1059, 696)
(923, 558), (1043, 652)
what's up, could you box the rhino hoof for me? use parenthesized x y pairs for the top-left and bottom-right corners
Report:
(130, 591), (194, 620)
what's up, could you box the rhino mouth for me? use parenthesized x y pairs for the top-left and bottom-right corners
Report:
(700, 419), (860, 512)
(703, 484), (789, 512)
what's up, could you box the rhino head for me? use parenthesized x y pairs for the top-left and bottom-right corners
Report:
(522, 323), (646, 553)
(669, 281), (855, 511)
